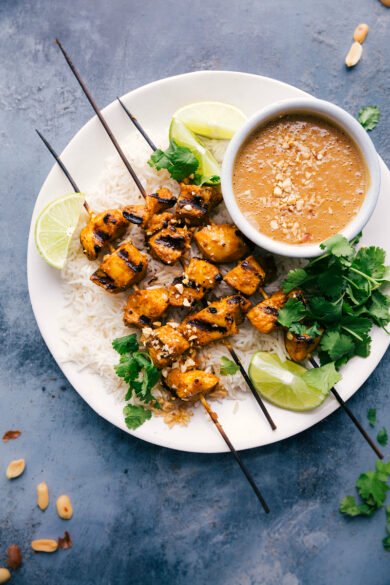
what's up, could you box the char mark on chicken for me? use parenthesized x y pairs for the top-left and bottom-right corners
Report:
(80, 209), (129, 261)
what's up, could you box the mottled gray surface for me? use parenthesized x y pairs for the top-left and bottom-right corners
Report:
(1, 0), (389, 583)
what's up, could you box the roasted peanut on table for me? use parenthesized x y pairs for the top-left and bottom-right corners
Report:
(6, 545), (22, 570)
(0, 568), (11, 584)
(5, 459), (25, 480)
(36, 481), (49, 510)
(353, 23), (369, 44)
(31, 539), (58, 553)
(56, 494), (73, 520)
(345, 41), (363, 67)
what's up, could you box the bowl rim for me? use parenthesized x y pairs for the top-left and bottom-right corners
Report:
(221, 96), (381, 258)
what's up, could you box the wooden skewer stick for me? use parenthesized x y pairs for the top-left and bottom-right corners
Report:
(199, 394), (270, 513)
(121, 110), (277, 431)
(117, 97), (157, 151)
(55, 39), (147, 199)
(35, 129), (91, 215)
(259, 287), (384, 459)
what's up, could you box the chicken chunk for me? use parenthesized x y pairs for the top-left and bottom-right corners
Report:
(145, 212), (175, 237)
(123, 287), (169, 328)
(168, 258), (222, 308)
(80, 209), (129, 260)
(285, 329), (323, 362)
(224, 256), (266, 296)
(181, 294), (251, 346)
(176, 183), (215, 224)
(90, 242), (148, 293)
(166, 368), (219, 400)
(122, 204), (146, 226)
(247, 291), (287, 334)
(148, 225), (192, 265)
(194, 224), (250, 263)
(141, 324), (190, 368)
(122, 189), (176, 228)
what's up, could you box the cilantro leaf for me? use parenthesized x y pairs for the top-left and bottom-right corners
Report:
(194, 174), (221, 186)
(148, 140), (199, 181)
(123, 404), (152, 430)
(358, 105), (381, 131)
(277, 298), (307, 328)
(317, 262), (345, 298)
(320, 329), (355, 362)
(377, 427), (389, 447)
(282, 268), (308, 293)
(375, 460), (390, 480)
(341, 315), (372, 341)
(112, 334), (139, 355)
(367, 407), (377, 427)
(339, 495), (375, 517)
(352, 246), (387, 281)
(302, 362), (341, 393)
(220, 356), (239, 376)
(309, 297), (342, 323)
(367, 291), (390, 328)
(383, 535), (390, 552)
(320, 234), (354, 258)
(289, 321), (322, 337)
(115, 355), (141, 384)
(356, 471), (389, 508)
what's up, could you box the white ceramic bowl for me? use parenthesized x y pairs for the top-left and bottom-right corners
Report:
(221, 97), (381, 257)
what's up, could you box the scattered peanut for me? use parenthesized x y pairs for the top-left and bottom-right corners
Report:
(345, 42), (363, 67)
(37, 481), (49, 511)
(6, 545), (22, 570)
(6, 459), (25, 480)
(56, 494), (73, 520)
(31, 539), (58, 553)
(379, 0), (390, 6)
(353, 23), (369, 44)
(0, 568), (11, 584)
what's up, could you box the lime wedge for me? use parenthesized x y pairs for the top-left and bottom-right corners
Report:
(248, 352), (328, 411)
(34, 192), (85, 269)
(173, 101), (247, 139)
(169, 117), (220, 179)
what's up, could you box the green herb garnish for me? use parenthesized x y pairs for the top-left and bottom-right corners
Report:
(220, 356), (239, 376)
(367, 407), (377, 427)
(358, 105), (381, 131)
(112, 334), (160, 430)
(148, 140), (199, 181)
(340, 460), (390, 518)
(378, 428), (389, 447)
(281, 235), (390, 368)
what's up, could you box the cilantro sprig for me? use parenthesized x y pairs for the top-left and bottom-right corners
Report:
(220, 356), (240, 376)
(358, 105), (381, 132)
(280, 234), (390, 368)
(148, 140), (199, 182)
(340, 460), (390, 551)
(112, 334), (160, 430)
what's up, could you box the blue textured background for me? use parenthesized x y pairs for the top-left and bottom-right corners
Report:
(1, 1), (389, 583)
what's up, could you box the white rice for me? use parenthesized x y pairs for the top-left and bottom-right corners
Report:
(58, 133), (299, 415)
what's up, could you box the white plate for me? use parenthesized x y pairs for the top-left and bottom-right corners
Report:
(27, 71), (390, 453)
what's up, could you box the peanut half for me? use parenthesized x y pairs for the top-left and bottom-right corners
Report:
(345, 42), (363, 67)
(56, 495), (73, 520)
(31, 539), (58, 553)
(6, 459), (25, 480)
(353, 23), (369, 44)
(0, 568), (11, 584)
(6, 545), (22, 570)
(37, 481), (49, 511)
(380, 0), (390, 7)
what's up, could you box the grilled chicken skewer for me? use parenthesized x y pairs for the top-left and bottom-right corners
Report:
(115, 101), (278, 430)
(37, 108), (270, 512)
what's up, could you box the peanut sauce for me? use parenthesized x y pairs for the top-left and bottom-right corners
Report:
(233, 114), (368, 244)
